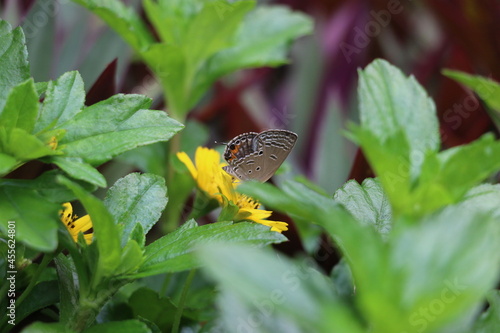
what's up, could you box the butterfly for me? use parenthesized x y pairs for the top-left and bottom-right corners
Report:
(223, 129), (297, 182)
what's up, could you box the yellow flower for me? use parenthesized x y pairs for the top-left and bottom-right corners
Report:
(48, 136), (58, 150)
(177, 147), (288, 233)
(59, 202), (93, 244)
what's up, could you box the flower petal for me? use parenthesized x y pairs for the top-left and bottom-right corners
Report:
(73, 215), (93, 234)
(254, 220), (289, 233)
(177, 151), (198, 180)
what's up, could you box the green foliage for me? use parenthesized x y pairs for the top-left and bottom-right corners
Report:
(104, 173), (168, 247)
(333, 178), (391, 237)
(222, 60), (500, 333)
(472, 290), (500, 333)
(443, 69), (500, 132)
(0, 3), (308, 329)
(0, 19), (183, 252)
(0, 21), (30, 112)
(1, 1), (499, 331)
(70, 0), (313, 117)
(349, 59), (500, 218)
(200, 244), (363, 333)
(237, 179), (500, 332)
(136, 220), (287, 277)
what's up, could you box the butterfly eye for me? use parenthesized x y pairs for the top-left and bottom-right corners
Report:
(229, 144), (236, 150)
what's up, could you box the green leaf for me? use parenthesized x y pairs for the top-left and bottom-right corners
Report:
(142, 2), (313, 115)
(117, 142), (167, 175)
(54, 254), (79, 325)
(69, 0), (154, 52)
(415, 134), (500, 211)
(0, 185), (59, 252)
(48, 156), (107, 188)
(365, 201), (500, 333)
(357, 59), (440, 174)
(142, 43), (187, 115)
(330, 259), (355, 299)
(199, 245), (364, 333)
(443, 70), (500, 132)
(0, 153), (17, 176)
(115, 240), (144, 275)
(0, 127), (58, 164)
(0, 78), (38, 133)
(16, 280), (59, 323)
(129, 222), (145, 249)
(104, 173), (168, 246)
(351, 59), (439, 203)
(350, 60), (500, 217)
(128, 287), (177, 331)
(443, 69), (500, 111)
(333, 178), (392, 238)
(217, 197), (240, 222)
(22, 322), (70, 333)
(135, 220), (286, 277)
(348, 126), (413, 213)
(58, 176), (121, 280)
(34, 81), (49, 96)
(203, 5), (313, 89)
(184, 1), (255, 72)
(142, 0), (204, 45)
(193, 3), (313, 112)
(240, 179), (500, 332)
(472, 291), (500, 333)
(4, 170), (97, 204)
(57, 94), (184, 165)
(34, 71), (85, 133)
(143, 1), (254, 115)
(239, 180), (343, 227)
(82, 320), (151, 333)
(0, 21), (30, 112)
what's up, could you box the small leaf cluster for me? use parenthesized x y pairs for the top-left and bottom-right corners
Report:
(70, 0), (313, 117)
(0, 20), (183, 252)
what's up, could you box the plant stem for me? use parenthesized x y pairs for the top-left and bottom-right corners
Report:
(171, 269), (196, 333)
(16, 252), (55, 307)
(160, 273), (172, 296)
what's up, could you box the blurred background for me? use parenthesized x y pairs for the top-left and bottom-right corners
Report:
(1, 0), (499, 264)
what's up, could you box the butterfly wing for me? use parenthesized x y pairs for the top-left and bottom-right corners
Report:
(223, 132), (258, 181)
(252, 130), (297, 182)
(223, 130), (297, 182)
(223, 132), (258, 163)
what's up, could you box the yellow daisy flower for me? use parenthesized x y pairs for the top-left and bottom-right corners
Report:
(177, 147), (288, 233)
(59, 202), (94, 244)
